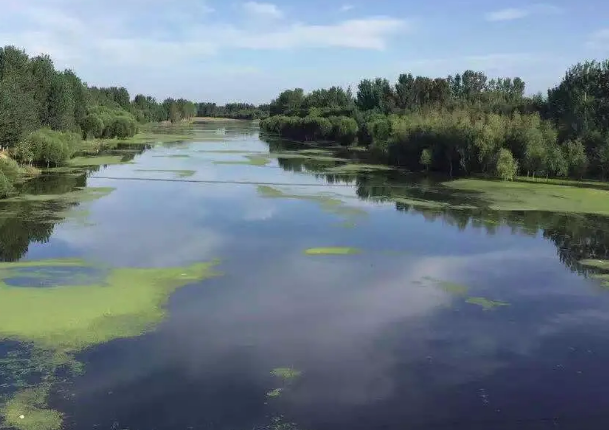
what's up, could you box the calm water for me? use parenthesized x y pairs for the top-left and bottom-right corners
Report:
(3, 122), (609, 429)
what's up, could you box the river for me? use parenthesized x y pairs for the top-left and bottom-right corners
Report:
(2, 121), (609, 430)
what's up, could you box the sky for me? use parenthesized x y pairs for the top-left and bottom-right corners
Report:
(1, 0), (608, 104)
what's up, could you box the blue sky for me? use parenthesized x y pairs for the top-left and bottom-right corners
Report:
(1, 0), (607, 104)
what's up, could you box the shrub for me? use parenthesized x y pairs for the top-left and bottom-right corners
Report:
(495, 148), (518, 180)
(81, 114), (105, 139)
(0, 171), (13, 198)
(14, 128), (80, 167)
(0, 156), (21, 181)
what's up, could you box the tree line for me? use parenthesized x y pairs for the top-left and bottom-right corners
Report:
(0, 45), (206, 196)
(196, 102), (269, 120)
(260, 61), (609, 181)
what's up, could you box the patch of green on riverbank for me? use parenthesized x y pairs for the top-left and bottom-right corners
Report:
(443, 179), (609, 215)
(304, 247), (361, 255)
(0, 257), (222, 430)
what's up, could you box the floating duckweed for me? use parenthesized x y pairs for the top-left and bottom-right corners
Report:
(214, 155), (271, 166)
(271, 367), (302, 381)
(0, 258), (222, 429)
(323, 164), (394, 174)
(437, 281), (469, 296)
(152, 154), (190, 159)
(67, 156), (130, 167)
(266, 388), (283, 398)
(135, 169), (196, 178)
(256, 185), (367, 221)
(304, 247), (361, 256)
(0, 385), (63, 430)
(466, 297), (510, 310)
(579, 259), (609, 271)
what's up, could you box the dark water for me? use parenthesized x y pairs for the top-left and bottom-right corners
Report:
(3, 122), (609, 429)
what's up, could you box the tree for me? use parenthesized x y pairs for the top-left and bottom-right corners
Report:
(0, 76), (39, 148)
(420, 148), (432, 172)
(495, 148), (518, 180)
(564, 139), (588, 178)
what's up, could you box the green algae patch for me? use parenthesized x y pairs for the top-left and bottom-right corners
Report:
(466, 297), (510, 311)
(437, 281), (469, 296)
(67, 156), (130, 167)
(580, 259), (609, 271)
(271, 367), (302, 381)
(324, 163), (395, 174)
(0, 257), (222, 429)
(135, 169), (196, 178)
(266, 388), (283, 398)
(304, 247), (361, 256)
(0, 259), (221, 350)
(152, 154), (190, 159)
(214, 155), (271, 166)
(2, 187), (115, 205)
(1, 385), (63, 430)
(444, 179), (609, 216)
(256, 185), (367, 221)
(0, 258), (89, 270)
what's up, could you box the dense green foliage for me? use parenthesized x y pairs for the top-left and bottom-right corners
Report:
(261, 61), (609, 181)
(197, 102), (269, 120)
(0, 45), (205, 198)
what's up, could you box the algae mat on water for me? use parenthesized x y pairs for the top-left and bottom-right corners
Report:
(304, 247), (361, 255)
(0, 257), (222, 430)
(444, 179), (609, 216)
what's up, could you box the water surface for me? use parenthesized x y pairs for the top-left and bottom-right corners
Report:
(3, 122), (609, 429)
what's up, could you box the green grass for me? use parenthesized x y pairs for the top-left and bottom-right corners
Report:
(444, 179), (609, 215)
(303, 247), (361, 255)
(135, 169), (196, 178)
(466, 297), (510, 310)
(67, 156), (130, 167)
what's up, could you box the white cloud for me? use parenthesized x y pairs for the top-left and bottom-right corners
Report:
(0, 1), (408, 102)
(340, 4), (354, 12)
(242, 1), (283, 19)
(485, 3), (562, 21)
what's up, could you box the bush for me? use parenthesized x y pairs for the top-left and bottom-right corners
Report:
(0, 171), (13, 198)
(111, 116), (137, 139)
(81, 114), (104, 139)
(329, 116), (358, 145)
(0, 156), (21, 181)
(14, 128), (80, 167)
